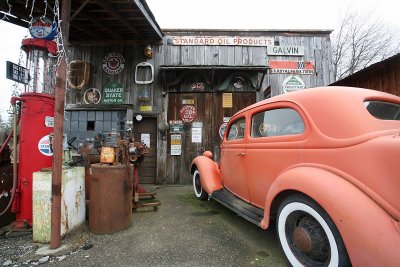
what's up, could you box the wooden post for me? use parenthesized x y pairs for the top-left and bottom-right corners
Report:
(50, 0), (70, 249)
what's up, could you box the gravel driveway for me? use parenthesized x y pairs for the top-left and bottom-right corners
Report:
(1, 185), (289, 266)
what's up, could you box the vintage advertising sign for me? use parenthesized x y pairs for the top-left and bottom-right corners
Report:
(169, 120), (184, 132)
(182, 99), (195, 105)
(282, 76), (305, 93)
(102, 52), (125, 75)
(219, 123), (228, 139)
(179, 105), (197, 122)
(171, 134), (182, 156)
(172, 36), (274, 47)
(83, 88), (101, 104)
(38, 135), (53, 156)
(6, 61), (29, 84)
(222, 93), (233, 108)
(102, 82), (124, 104)
(45, 116), (54, 127)
(191, 82), (205, 90)
(141, 133), (150, 148)
(29, 17), (57, 40)
(140, 106), (153, 112)
(267, 46), (304, 56)
(269, 60), (315, 74)
(192, 127), (202, 143)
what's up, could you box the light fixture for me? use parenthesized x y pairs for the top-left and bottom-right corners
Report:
(136, 115), (143, 121)
(144, 44), (153, 59)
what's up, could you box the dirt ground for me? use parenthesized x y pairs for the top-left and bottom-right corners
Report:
(0, 185), (289, 267)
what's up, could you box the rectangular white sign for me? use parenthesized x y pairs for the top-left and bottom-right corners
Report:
(172, 36), (274, 47)
(267, 46), (304, 56)
(141, 133), (150, 148)
(171, 134), (182, 156)
(192, 127), (202, 143)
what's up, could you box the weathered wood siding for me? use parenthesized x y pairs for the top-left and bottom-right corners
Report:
(65, 30), (334, 185)
(66, 44), (164, 112)
(330, 53), (400, 96)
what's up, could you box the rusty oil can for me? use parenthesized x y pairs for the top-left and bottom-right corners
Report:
(89, 164), (133, 234)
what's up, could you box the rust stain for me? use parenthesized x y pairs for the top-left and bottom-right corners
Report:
(52, 184), (61, 196)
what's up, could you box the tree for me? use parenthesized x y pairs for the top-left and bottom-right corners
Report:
(332, 9), (400, 81)
(0, 113), (12, 144)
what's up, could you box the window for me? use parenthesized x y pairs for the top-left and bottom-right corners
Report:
(227, 118), (245, 140)
(364, 101), (400, 120)
(251, 108), (304, 138)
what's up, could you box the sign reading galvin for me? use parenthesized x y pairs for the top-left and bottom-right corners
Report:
(172, 36), (274, 46)
(267, 46), (304, 56)
(269, 60), (315, 75)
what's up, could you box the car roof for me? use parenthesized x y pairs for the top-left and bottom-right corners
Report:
(237, 86), (400, 139)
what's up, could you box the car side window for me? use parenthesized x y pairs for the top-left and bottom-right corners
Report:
(227, 118), (245, 140)
(251, 108), (304, 138)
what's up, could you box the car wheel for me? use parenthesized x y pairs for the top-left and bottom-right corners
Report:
(193, 169), (208, 200)
(277, 194), (351, 267)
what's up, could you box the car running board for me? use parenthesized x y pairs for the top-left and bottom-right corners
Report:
(211, 188), (264, 227)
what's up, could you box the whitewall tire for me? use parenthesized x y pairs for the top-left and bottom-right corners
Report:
(277, 194), (351, 267)
(193, 169), (208, 200)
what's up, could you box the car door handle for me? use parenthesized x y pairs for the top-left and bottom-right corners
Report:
(238, 152), (246, 157)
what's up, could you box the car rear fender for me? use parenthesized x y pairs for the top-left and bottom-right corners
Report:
(261, 166), (400, 267)
(190, 154), (222, 194)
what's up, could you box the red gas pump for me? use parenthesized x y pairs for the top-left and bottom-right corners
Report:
(10, 38), (57, 228)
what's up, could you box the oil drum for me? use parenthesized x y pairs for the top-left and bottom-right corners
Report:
(89, 164), (133, 234)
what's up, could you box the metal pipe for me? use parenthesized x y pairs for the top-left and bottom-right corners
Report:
(0, 101), (21, 216)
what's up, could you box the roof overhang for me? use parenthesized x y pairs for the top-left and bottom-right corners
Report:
(0, 0), (163, 44)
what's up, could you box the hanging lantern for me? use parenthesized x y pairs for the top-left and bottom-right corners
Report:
(138, 87), (151, 101)
(67, 60), (90, 89)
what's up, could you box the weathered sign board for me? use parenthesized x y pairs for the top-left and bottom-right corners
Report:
(102, 82), (124, 104)
(267, 46), (304, 56)
(6, 61), (29, 84)
(269, 60), (315, 74)
(172, 36), (274, 46)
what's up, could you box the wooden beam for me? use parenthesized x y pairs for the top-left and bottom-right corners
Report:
(50, 0), (70, 250)
(70, 0), (91, 22)
(74, 10), (123, 39)
(94, 0), (142, 37)
(132, 0), (163, 40)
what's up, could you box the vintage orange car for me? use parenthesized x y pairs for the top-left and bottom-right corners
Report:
(191, 86), (400, 266)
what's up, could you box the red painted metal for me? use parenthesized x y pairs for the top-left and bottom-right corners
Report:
(14, 93), (54, 226)
(21, 38), (57, 56)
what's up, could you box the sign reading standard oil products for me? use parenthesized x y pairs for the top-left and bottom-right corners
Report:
(102, 82), (124, 104)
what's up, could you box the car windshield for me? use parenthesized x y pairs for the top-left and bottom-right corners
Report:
(364, 101), (400, 120)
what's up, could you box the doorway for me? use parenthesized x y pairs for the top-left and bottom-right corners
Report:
(133, 117), (157, 184)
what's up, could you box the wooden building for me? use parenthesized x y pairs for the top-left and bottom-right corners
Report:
(65, 29), (333, 184)
(330, 53), (400, 96)
(1, 1), (334, 185)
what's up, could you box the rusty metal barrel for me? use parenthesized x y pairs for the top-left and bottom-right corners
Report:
(89, 164), (133, 234)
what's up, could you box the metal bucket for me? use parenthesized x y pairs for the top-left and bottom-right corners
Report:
(89, 164), (133, 234)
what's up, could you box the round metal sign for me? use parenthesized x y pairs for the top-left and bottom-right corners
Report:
(219, 122), (227, 139)
(179, 105), (197, 122)
(29, 17), (57, 40)
(102, 52), (125, 75)
(83, 88), (101, 104)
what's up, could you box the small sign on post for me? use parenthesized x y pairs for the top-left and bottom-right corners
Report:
(6, 61), (29, 85)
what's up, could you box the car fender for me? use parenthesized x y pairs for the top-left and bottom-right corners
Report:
(261, 166), (400, 267)
(190, 154), (222, 194)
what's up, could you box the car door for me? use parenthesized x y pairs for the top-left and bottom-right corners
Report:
(220, 115), (250, 202)
(245, 102), (308, 208)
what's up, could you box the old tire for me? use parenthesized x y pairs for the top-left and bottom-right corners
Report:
(277, 194), (351, 267)
(193, 169), (208, 200)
